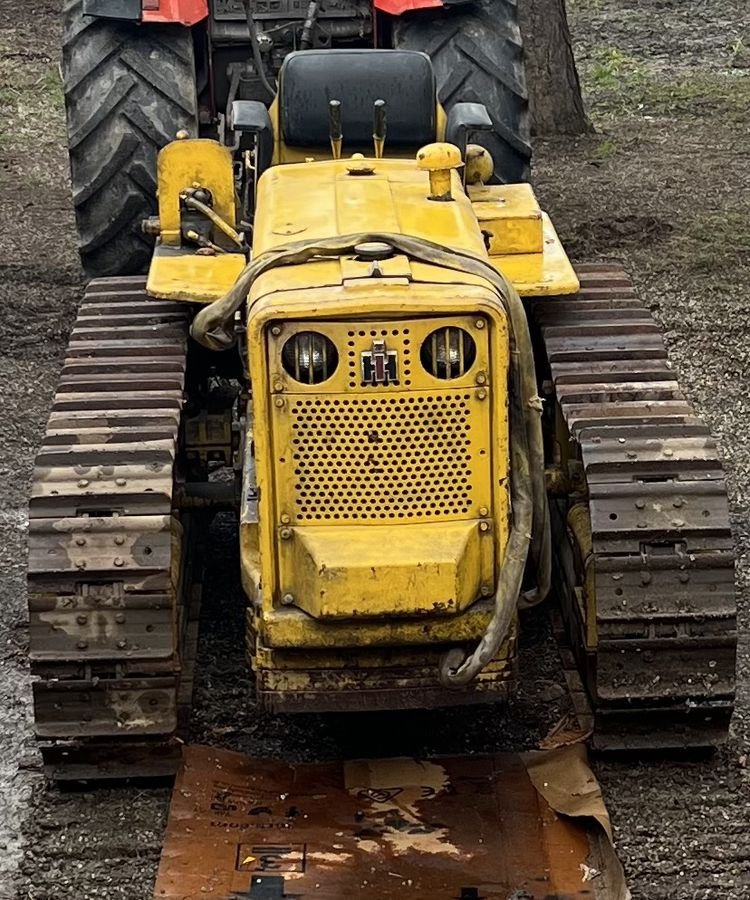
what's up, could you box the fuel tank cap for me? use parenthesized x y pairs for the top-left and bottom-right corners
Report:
(354, 241), (394, 261)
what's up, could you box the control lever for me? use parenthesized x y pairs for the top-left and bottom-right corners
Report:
(373, 99), (386, 159)
(329, 99), (343, 160)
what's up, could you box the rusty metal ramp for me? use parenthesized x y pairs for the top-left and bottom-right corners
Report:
(154, 744), (629, 899)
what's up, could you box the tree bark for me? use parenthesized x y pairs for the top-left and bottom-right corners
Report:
(518, 0), (592, 135)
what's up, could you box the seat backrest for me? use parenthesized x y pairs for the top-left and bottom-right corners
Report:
(279, 49), (437, 149)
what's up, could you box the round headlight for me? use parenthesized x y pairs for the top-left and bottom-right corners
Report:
(281, 331), (338, 384)
(420, 326), (477, 379)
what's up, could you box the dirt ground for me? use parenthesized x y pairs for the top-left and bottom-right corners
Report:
(1, 0), (750, 897)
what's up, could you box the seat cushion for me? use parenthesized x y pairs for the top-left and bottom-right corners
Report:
(280, 49), (436, 149)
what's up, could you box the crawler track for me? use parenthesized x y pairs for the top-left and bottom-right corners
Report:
(534, 263), (737, 749)
(27, 277), (198, 779)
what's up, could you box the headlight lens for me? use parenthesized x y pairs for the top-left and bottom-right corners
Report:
(281, 331), (338, 384)
(420, 326), (476, 379)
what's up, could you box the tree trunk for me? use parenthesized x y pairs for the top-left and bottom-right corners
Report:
(518, 0), (592, 135)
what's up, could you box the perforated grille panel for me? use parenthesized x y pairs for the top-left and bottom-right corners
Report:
(288, 393), (484, 522)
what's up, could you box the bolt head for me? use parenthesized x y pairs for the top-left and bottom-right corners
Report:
(77, 479), (89, 488)
(275, 397), (285, 408)
(474, 319), (485, 329)
(114, 556), (125, 567)
(280, 527), (292, 540)
(479, 521), (490, 533)
(477, 388), (487, 400)
(76, 639), (88, 650)
(281, 593), (295, 606)
(271, 325), (282, 337)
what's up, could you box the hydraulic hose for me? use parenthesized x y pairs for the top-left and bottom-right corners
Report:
(182, 196), (244, 248)
(241, 0), (277, 101)
(191, 232), (551, 686)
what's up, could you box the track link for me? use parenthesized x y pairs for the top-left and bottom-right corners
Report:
(27, 277), (195, 778)
(533, 263), (736, 749)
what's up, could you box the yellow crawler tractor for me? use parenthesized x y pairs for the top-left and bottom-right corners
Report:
(29, 49), (736, 776)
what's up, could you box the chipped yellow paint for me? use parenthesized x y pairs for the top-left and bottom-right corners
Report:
(244, 282), (511, 653)
(156, 139), (236, 245)
(468, 182), (544, 255)
(147, 249), (246, 303)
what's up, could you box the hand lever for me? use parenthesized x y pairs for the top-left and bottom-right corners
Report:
(329, 99), (343, 160)
(373, 99), (386, 159)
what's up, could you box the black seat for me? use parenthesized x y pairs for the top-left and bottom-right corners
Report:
(279, 49), (437, 149)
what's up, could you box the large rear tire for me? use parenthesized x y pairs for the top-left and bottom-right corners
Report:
(61, 1), (198, 278)
(393, 0), (531, 183)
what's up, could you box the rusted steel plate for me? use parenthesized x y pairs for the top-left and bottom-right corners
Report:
(154, 745), (628, 900)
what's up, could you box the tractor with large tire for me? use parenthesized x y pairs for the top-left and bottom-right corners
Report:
(63, 0), (529, 277)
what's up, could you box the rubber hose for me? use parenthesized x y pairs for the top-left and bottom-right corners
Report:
(242, 0), (276, 101)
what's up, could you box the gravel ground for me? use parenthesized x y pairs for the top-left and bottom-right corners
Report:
(2, 1), (750, 898)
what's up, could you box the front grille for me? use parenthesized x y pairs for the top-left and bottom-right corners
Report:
(290, 394), (476, 522)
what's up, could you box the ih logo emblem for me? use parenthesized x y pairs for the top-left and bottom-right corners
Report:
(361, 339), (398, 385)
